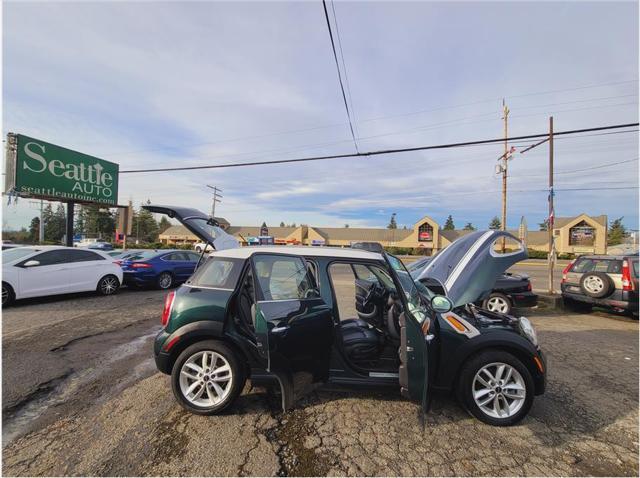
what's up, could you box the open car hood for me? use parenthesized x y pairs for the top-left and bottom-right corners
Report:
(416, 230), (527, 308)
(143, 205), (239, 251)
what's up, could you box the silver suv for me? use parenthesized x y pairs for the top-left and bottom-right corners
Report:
(561, 254), (639, 318)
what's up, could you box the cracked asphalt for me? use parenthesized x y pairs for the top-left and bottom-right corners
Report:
(2, 287), (638, 476)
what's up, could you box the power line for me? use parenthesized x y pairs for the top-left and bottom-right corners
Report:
(322, 0), (359, 153)
(510, 158), (639, 178)
(120, 122), (639, 173)
(100, 80), (638, 158)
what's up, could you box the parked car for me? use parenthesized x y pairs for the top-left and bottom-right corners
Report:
(408, 256), (538, 315)
(561, 254), (638, 317)
(87, 242), (114, 251)
(120, 249), (202, 289)
(148, 206), (546, 426)
(2, 246), (122, 306)
(75, 238), (108, 248)
(194, 242), (213, 253)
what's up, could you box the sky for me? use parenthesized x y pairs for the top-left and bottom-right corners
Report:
(2, 0), (639, 232)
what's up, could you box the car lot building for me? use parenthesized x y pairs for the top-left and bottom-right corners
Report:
(159, 213), (608, 255)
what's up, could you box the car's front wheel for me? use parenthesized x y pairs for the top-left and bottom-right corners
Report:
(457, 350), (534, 426)
(171, 340), (245, 415)
(2, 282), (15, 307)
(97, 275), (120, 296)
(157, 272), (174, 290)
(483, 292), (512, 314)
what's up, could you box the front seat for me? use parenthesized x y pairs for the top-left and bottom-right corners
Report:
(340, 321), (383, 363)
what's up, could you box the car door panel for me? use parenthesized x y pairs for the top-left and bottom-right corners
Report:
(17, 250), (71, 298)
(251, 253), (334, 409)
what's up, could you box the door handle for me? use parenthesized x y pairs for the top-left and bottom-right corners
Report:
(406, 346), (414, 352)
(426, 334), (435, 343)
(271, 325), (290, 334)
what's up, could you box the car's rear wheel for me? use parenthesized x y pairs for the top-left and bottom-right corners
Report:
(195, 246), (202, 253)
(97, 275), (120, 296)
(580, 272), (613, 298)
(457, 350), (534, 426)
(2, 282), (15, 307)
(483, 292), (512, 314)
(171, 340), (245, 415)
(157, 272), (174, 290)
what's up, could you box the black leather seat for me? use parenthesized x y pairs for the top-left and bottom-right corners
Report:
(340, 320), (383, 362)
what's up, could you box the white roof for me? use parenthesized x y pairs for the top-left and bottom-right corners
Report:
(210, 245), (383, 261)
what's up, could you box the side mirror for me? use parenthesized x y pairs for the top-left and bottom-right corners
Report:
(22, 260), (40, 268)
(431, 295), (453, 314)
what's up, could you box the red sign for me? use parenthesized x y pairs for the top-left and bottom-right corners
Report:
(419, 231), (431, 241)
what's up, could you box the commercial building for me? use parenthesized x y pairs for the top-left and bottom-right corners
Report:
(159, 213), (609, 255)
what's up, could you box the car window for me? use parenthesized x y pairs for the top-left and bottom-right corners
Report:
(163, 253), (182, 261)
(253, 255), (316, 301)
(572, 258), (594, 273)
(66, 249), (105, 262)
(607, 260), (622, 274)
(3, 247), (39, 263)
(23, 250), (67, 266)
(352, 263), (377, 283)
(631, 260), (639, 278)
(188, 257), (244, 289)
(185, 252), (200, 262)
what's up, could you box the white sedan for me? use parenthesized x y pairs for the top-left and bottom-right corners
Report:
(2, 246), (123, 306)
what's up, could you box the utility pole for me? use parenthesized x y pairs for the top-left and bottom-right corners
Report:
(206, 185), (223, 218)
(500, 99), (510, 252)
(548, 116), (555, 294)
(28, 199), (46, 243)
(519, 116), (555, 293)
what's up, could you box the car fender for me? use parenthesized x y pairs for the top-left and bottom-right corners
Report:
(436, 329), (543, 393)
(2, 268), (19, 298)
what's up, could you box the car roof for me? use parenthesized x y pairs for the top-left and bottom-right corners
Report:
(578, 254), (638, 260)
(210, 245), (384, 261)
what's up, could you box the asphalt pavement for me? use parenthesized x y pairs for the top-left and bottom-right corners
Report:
(2, 284), (638, 476)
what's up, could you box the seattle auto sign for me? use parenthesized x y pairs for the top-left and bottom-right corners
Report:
(5, 133), (118, 206)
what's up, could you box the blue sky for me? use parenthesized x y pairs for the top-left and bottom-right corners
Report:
(3, 1), (639, 232)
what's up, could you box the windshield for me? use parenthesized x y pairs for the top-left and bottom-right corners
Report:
(2, 247), (38, 263)
(407, 256), (431, 274)
(123, 250), (162, 261)
(385, 253), (431, 324)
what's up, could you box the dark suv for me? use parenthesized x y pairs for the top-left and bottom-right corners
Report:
(561, 254), (639, 317)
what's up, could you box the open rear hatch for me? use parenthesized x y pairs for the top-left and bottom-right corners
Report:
(416, 230), (527, 308)
(143, 205), (239, 251)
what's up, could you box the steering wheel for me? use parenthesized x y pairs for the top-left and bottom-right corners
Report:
(362, 284), (383, 311)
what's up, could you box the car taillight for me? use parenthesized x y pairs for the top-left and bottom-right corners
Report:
(114, 260), (122, 265)
(131, 262), (152, 269)
(526, 282), (532, 291)
(161, 291), (176, 328)
(561, 260), (575, 284)
(622, 260), (634, 291)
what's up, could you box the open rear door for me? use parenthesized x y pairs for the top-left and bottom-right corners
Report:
(250, 253), (334, 411)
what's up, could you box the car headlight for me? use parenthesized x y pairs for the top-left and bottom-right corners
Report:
(518, 316), (538, 346)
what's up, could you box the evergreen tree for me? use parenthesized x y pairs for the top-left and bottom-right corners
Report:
(443, 215), (455, 230)
(279, 222), (285, 227)
(489, 216), (501, 230)
(344, 224), (350, 228)
(608, 217), (628, 246)
(158, 216), (172, 234)
(132, 207), (159, 243)
(538, 218), (549, 231)
(44, 204), (66, 243)
(28, 217), (40, 243)
(387, 213), (398, 229)
(463, 222), (476, 231)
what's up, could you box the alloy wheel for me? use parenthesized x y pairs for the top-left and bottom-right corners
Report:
(101, 276), (119, 295)
(179, 351), (233, 407)
(486, 296), (509, 313)
(159, 273), (173, 289)
(2, 286), (9, 305)
(472, 362), (526, 419)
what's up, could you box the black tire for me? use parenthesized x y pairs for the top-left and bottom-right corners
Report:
(580, 272), (613, 298)
(195, 246), (202, 253)
(2, 282), (15, 307)
(456, 349), (534, 426)
(171, 340), (246, 415)
(97, 275), (120, 296)
(157, 271), (174, 290)
(482, 292), (512, 315)
(563, 297), (593, 313)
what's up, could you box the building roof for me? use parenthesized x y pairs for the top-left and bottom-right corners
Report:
(159, 225), (197, 238)
(554, 214), (607, 228)
(211, 245), (384, 260)
(440, 229), (474, 242)
(311, 227), (413, 242)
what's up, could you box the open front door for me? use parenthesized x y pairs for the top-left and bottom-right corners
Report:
(384, 253), (432, 414)
(250, 253), (334, 411)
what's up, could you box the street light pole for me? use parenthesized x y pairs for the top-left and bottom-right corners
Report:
(548, 116), (555, 294)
